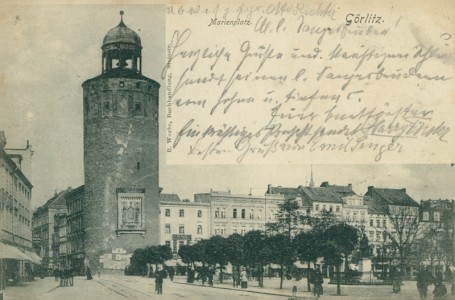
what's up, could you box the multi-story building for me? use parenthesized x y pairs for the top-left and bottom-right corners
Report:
(363, 186), (420, 278)
(65, 185), (85, 274)
(32, 188), (70, 269)
(194, 190), (285, 237)
(160, 193), (210, 256)
(0, 131), (36, 287)
(419, 199), (454, 276)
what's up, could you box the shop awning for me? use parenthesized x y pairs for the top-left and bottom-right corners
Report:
(0, 242), (30, 260)
(24, 250), (42, 264)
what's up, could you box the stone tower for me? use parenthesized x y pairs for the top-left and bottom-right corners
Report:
(82, 11), (160, 267)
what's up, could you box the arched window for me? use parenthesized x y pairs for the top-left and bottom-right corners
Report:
(197, 225), (202, 234)
(221, 208), (226, 218)
(250, 209), (254, 219)
(197, 210), (202, 218)
(241, 209), (246, 219)
(233, 209), (237, 218)
(215, 208), (220, 218)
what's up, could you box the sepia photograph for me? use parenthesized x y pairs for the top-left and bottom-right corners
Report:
(0, 1), (454, 299)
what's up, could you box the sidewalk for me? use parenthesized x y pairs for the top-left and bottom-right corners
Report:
(172, 276), (422, 299)
(2, 276), (60, 300)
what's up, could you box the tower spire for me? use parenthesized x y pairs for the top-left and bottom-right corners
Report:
(120, 10), (124, 24)
(309, 165), (315, 187)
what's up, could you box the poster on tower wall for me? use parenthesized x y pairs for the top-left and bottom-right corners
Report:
(164, 0), (455, 165)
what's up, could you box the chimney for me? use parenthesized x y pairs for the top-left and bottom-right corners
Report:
(267, 184), (272, 194)
(348, 183), (352, 190)
(158, 187), (163, 194)
(320, 181), (329, 187)
(367, 186), (374, 196)
(401, 188), (406, 193)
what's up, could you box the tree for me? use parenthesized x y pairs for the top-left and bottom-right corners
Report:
(310, 210), (340, 234)
(268, 233), (296, 289)
(226, 233), (245, 274)
(266, 198), (302, 289)
(205, 236), (229, 283)
(323, 223), (358, 296)
(242, 230), (270, 287)
(384, 206), (423, 276)
(294, 231), (323, 292)
(417, 227), (454, 274)
(266, 198), (302, 241)
(178, 244), (193, 266)
(129, 248), (148, 276)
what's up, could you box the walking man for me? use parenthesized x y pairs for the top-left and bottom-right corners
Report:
(417, 266), (434, 299)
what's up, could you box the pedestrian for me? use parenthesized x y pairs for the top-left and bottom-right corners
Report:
(59, 267), (64, 287)
(433, 277), (448, 300)
(417, 266), (434, 299)
(313, 269), (323, 299)
(201, 267), (207, 285)
(168, 267), (175, 281)
(240, 268), (248, 289)
(155, 272), (163, 295)
(68, 266), (74, 286)
(208, 268), (214, 287)
(236, 268), (241, 287)
(390, 266), (401, 293)
(86, 266), (93, 280)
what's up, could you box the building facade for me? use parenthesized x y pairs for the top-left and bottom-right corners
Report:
(51, 212), (68, 268)
(82, 12), (161, 267)
(32, 189), (69, 269)
(0, 132), (35, 287)
(160, 193), (211, 256)
(65, 185), (85, 274)
(194, 190), (285, 237)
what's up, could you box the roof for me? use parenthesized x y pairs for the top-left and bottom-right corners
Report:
(299, 187), (344, 204)
(320, 183), (355, 196)
(267, 186), (300, 200)
(366, 187), (419, 207)
(364, 196), (387, 214)
(35, 189), (70, 213)
(102, 15), (141, 47)
(160, 193), (181, 203)
(194, 193), (211, 203)
(65, 185), (84, 202)
(0, 147), (33, 188)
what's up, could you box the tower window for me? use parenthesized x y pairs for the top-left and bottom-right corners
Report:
(136, 82), (141, 88)
(119, 81), (124, 87)
(136, 162), (140, 170)
(104, 101), (110, 111)
(134, 103), (142, 111)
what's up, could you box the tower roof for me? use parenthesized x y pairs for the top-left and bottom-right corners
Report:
(102, 11), (141, 48)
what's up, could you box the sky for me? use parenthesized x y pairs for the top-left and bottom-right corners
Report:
(0, 4), (454, 209)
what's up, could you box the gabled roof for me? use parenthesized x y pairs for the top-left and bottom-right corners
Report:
(160, 193), (181, 203)
(366, 187), (419, 207)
